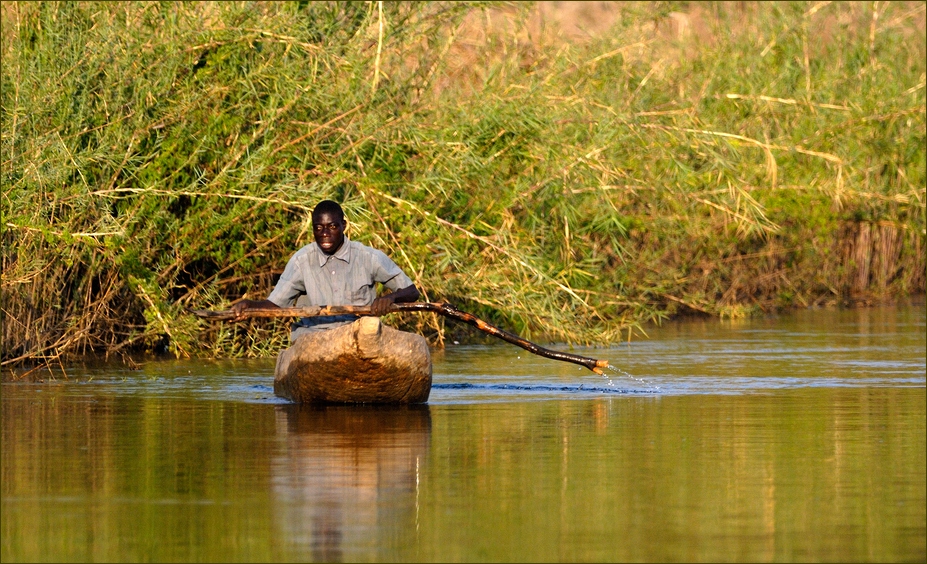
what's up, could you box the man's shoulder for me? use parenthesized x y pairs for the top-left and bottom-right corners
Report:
(349, 241), (398, 271)
(346, 239), (390, 260)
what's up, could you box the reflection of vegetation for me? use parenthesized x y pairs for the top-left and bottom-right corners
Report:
(2, 2), (924, 363)
(4, 382), (923, 561)
(421, 389), (926, 562)
(1, 392), (281, 561)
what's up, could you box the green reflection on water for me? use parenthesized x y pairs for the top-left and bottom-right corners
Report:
(2, 394), (281, 562)
(3, 387), (923, 562)
(417, 390), (925, 562)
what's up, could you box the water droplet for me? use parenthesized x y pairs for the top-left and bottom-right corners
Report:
(601, 364), (660, 391)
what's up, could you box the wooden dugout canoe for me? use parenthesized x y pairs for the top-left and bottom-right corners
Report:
(191, 302), (608, 377)
(273, 316), (432, 404)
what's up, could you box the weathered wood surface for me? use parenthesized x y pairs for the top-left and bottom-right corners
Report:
(274, 316), (432, 404)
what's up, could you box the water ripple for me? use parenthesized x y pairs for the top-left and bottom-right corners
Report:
(432, 382), (652, 395)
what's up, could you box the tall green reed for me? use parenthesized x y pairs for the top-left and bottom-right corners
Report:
(2, 1), (923, 366)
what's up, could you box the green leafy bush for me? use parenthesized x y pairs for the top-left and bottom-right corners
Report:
(2, 1), (923, 365)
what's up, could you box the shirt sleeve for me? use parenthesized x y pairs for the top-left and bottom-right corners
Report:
(267, 251), (306, 307)
(370, 248), (414, 292)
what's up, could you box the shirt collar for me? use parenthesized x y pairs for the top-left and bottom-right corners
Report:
(317, 236), (352, 266)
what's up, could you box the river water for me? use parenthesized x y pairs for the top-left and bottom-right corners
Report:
(2, 304), (925, 562)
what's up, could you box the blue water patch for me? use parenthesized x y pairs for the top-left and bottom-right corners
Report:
(221, 384), (289, 404)
(225, 384), (274, 394)
(432, 382), (651, 395)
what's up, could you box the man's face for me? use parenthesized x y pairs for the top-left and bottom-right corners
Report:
(312, 211), (347, 255)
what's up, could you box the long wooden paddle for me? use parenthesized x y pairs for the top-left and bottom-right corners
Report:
(190, 302), (611, 375)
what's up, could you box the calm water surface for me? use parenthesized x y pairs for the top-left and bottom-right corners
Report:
(2, 305), (925, 562)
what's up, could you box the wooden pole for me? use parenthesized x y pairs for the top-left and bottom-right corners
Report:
(189, 302), (611, 375)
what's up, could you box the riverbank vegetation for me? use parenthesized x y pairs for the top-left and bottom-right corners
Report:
(2, 1), (924, 367)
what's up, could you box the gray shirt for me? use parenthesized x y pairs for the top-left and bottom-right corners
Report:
(267, 237), (414, 336)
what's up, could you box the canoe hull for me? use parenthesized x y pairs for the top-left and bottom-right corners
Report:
(274, 316), (432, 404)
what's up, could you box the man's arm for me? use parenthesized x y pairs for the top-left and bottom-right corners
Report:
(371, 284), (420, 316)
(231, 284), (416, 317)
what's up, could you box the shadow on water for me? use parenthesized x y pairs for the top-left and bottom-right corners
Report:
(271, 404), (432, 561)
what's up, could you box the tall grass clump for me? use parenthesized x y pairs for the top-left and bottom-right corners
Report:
(2, 1), (924, 367)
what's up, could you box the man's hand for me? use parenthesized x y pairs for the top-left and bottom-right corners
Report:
(371, 296), (395, 316)
(371, 284), (420, 316)
(230, 299), (279, 319)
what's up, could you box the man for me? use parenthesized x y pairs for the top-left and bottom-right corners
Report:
(231, 200), (420, 341)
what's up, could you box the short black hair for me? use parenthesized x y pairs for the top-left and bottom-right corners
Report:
(312, 200), (345, 222)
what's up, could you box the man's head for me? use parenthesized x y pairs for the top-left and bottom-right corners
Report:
(311, 200), (347, 255)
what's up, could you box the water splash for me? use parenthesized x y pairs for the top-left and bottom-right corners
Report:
(601, 363), (660, 392)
